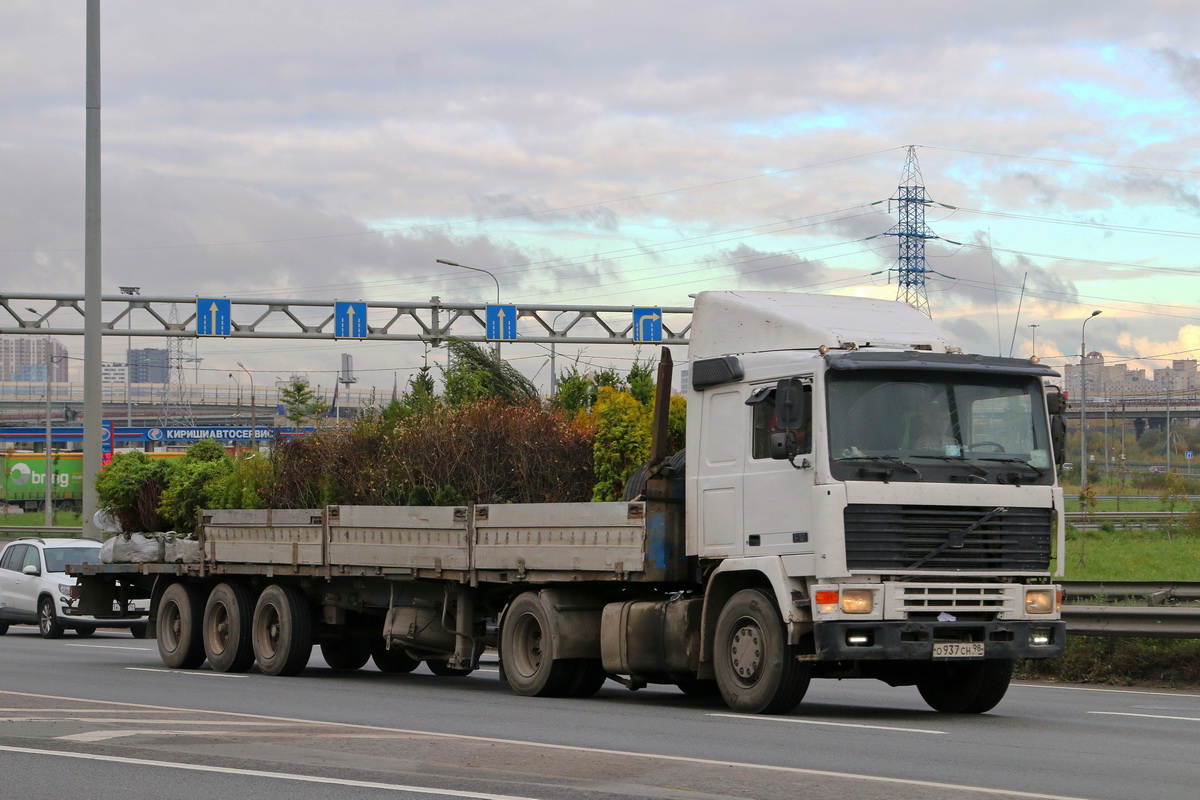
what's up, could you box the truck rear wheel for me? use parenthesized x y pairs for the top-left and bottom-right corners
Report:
(370, 640), (420, 673)
(203, 582), (257, 673)
(251, 584), (312, 676)
(713, 589), (810, 715)
(426, 658), (475, 677)
(917, 658), (1013, 713)
(321, 639), (372, 670)
(500, 592), (576, 697)
(158, 582), (206, 669)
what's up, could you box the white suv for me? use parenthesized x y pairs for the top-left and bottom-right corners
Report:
(0, 537), (148, 638)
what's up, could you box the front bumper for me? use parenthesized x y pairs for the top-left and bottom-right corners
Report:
(814, 619), (1066, 661)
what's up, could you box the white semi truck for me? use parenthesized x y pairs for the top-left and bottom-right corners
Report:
(75, 291), (1067, 714)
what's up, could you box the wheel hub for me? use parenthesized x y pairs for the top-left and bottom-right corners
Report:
(730, 623), (763, 681)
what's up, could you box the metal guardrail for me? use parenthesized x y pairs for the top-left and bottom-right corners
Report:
(0, 526), (84, 538)
(1061, 606), (1200, 638)
(1061, 581), (1200, 602)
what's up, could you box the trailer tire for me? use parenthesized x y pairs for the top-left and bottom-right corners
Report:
(252, 584), (312, 677)
(203, 583), (257, 673)
(130, 622), (149, 639)
(321, 639), (372, 670)
(370, 640), (420, 673)
(676, 677), (721, 697)
(0, 621), (8, 635)
(426, 658), (475, 677)
(917, 658), (1013, 714)
(562, 659), (608, 698)
(74, 625), (96, 637)
(713, 589), (810, 715)
(158, 582), (206, 669)
(500, 592), (576, 697)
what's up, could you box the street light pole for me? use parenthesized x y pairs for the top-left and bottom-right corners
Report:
(43, 337), (53, 526)
(1080, 309), (1102, 488)
(436, 258), (503, 357)
(238, 362), (256, 451)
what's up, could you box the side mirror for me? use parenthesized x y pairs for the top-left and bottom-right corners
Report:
(775, 378), (809, 428)
(22, 564), (40, 577)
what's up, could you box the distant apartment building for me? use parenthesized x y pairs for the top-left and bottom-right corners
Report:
(1063, 354), (1197, 398)
(128, 348), (169, 383)
(0, 337), (70, 382)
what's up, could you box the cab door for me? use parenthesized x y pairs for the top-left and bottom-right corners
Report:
(0, 544), (38, 622)
(742, 382), (818, 563)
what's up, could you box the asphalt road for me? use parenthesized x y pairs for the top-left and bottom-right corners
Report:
(1, 625), (1198, 800)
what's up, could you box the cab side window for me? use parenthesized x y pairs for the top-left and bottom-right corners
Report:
(750, 385), (812, 459)
(1, 544), (29, 572)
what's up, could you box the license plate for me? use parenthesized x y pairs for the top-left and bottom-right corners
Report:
(932, 642), (985, 659)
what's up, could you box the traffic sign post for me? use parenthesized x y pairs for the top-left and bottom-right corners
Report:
(196, 298), (232, 336)
(486, 305), (517, 341)
(633, 307), (663, 342)
(334, 301), (368, 339)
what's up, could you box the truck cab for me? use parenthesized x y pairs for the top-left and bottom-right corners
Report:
(685, 291), (1065, 712)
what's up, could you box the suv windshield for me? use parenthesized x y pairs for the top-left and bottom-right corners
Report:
(827, 370), (1053, 485)
(42, 547), (102, 573)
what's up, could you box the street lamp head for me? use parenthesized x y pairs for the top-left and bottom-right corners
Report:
(1090, 309), (1102, 318)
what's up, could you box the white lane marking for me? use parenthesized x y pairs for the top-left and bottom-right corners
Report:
(65, 644), (155, 651)
(0, 746), (543, 800)
(708, 712), (946, 735)
(58, 730), (245, 742)
(1088, 711), (1200, 723)
(124, 667), (247, 678)
(1019, 683), (1200, 699)
(0, 689), (1096, 800)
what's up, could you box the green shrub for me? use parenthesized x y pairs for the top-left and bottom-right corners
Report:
(94, 451), (170, 533)
(591, 387), (651, 502)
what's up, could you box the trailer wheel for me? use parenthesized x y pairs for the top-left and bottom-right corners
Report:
(130, 622), (149, 639)
(321, 639), (372, 670)
(74, 625), (96, 637)
(676, 677), (721, 697)
(369, 640), (420, 673)
(203, 583), (257, 673)
(917, 658), (1013, 714)
(252, 584), (312, 676)
(562, 659), (608, 698)
(713, 589), (810, 715)
(426, 658), (475, 677)
(500, 592), (575, 697)
(0, 621), (9, 635)
(158, 583), (206, 669)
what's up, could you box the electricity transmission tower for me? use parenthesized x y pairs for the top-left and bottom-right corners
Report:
(159, 304), (195, 426)
(883, 145), (940, 318)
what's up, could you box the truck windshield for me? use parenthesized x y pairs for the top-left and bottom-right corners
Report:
(826, 371), (1053, 485)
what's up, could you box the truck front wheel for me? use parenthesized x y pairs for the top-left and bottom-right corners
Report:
(252, 584), (313, 676)
(917, 658), (1013, 713)
(203, 582), (257, 673)
(500, 592), (576, 697)
(157, 583), (206, 669)
(713, 589), (810, 715)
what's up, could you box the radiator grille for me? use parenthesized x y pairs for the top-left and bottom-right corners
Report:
(844, 504), (1052, 571)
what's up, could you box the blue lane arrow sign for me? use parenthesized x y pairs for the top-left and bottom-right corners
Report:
(196, 298), (232, 336)
(335, 301), (368, 339)
(633, 307), (663, 342)
(486, 304), (517, 341)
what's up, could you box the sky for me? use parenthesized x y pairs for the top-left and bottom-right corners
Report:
(3, 1), (1199, 398)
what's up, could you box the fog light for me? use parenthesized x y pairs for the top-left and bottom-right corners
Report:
(1031, 627), (1053, 646)
(847, 632), (873, 646)
(1025, 589), (1055, 614)
(841, 589), (874, 615)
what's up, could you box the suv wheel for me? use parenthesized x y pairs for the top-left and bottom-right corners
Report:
(39, 597), (65, 639)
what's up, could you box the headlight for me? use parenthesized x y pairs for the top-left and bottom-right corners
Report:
(58, 583), (75, 598)
(841, 589), (874, 615)
(1025, 589), (1056, 614)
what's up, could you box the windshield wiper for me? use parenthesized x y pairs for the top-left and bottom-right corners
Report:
(836, 454), (923, 481)
(974, 456), (1047, 478)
